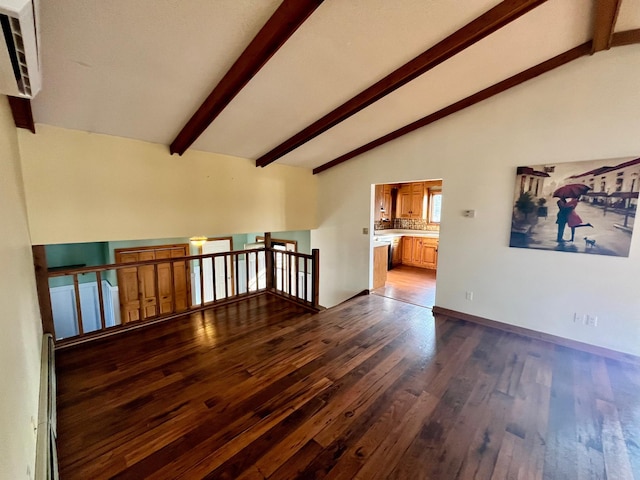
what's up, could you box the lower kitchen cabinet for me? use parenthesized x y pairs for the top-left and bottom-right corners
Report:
(401, 236), (438, 269)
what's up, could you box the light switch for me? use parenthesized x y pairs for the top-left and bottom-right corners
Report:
(363, 227), (369, 235)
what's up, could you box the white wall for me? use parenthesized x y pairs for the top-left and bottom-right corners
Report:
(0, 97), (42, 478)
(17, 125), (318, 245)
(312, 45), (640, 356)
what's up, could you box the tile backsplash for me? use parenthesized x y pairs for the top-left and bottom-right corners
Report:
(374, 219), (439, 231)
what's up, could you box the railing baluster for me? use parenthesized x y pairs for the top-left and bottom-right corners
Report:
(95, 271), (107, 330)
(254, 251), (259, 291)
(73, 274), (84, 336)
(304, 256), (308, 303)
(287, 254), (296, 295)
(224, 254), (229, 298)
(235, 253), (240, 296)
(245, 252), (250, 294)
(169, 260), (176, 313)
(287, 253), (292, 296)
(153, 263), (160, 317)
(312, 249), (320, 309)
(293, 257), (300, 298)
(211, 254), (217, 302)
(199, 257), (205, 305)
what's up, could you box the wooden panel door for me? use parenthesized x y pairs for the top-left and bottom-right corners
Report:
(412, 237), (423, 266)
(374, 184), (384, 221)
(410, 183), (424, 218)
(170, 248), (189, 311)
(382, 184), (392, 219)
(401, 236), (413, 264)
(419, 239), (438, 269)
(155, 249), (174, 315)
(138, 250), (158, 319)
(398, 184), (412, 218)
(116, 244), (190, 323)
(118, 252), (142, 323)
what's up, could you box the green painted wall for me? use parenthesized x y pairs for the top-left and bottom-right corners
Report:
(45, 231), (310, 288)
(246, 230), (311, 254)
(46, 242), (108, 287)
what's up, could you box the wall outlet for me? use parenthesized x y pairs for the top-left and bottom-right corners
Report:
(362, 227), (369, 235)
(585, 315), (598, 327)
(465, 291), (473, 301)
(463, 209), (476, 218)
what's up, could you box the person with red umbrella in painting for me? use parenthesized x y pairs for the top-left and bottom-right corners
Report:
(554, 184), (593, 243)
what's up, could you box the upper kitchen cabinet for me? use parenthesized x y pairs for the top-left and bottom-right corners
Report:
(374, 184), (393, 222)
(398, 182), (424, 219)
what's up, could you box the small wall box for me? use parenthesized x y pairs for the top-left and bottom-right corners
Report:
(463, 210), (475, 218)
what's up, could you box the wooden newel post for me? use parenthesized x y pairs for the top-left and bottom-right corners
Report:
(32, 245), (55, 337)
(311, 248), (320, 309)
(265, 232), (274, 290)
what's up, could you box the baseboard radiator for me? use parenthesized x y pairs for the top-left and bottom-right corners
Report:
(35, 333), (58, 480)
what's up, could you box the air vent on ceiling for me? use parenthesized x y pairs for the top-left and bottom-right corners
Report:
(0, 0), (40, 98)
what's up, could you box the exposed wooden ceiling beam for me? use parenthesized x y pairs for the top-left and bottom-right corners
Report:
(256, 0), (548, 167)
(313, 30), (640, 175)
(170, 0), (323, 156)
(8, 96), (35, 133)
(591, 0), (622, 53)
(610, 28), (640, 46)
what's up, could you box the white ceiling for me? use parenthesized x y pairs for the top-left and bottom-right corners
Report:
(31, 0), (640, 171)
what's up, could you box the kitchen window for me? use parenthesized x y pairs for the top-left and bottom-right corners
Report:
(430, 192), (442, 223)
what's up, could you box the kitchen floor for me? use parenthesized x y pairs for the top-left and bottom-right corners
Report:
(372, 265), (436, 308)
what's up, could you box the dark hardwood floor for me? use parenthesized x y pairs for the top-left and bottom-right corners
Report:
(55, 294), (640, 479)
(372, 265), (436, 308)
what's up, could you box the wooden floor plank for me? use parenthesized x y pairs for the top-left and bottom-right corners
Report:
(55, 293), (640, 479)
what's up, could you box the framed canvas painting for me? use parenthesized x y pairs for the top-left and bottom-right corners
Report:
(510, 156), (639, 256)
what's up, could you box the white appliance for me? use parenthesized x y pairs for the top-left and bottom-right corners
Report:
(0, 0), (41, 97)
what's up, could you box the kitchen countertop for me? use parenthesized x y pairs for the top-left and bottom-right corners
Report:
(374, 229), (439, 239)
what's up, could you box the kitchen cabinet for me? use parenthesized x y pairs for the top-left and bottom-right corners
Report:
(374, 184), (393, 221)
(373, 244), (389, 289)
(418, 238), (438, 269)
(401, 236), (413, 264)
(401, 236), (438, 269)
(398, 182), (424, 219)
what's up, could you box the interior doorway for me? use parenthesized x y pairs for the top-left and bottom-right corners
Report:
(201, 237), (234, 301)
(372, 265), (436, 308)
(370, 179), (442, 309)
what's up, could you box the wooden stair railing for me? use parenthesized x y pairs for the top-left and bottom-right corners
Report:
(34, 244), (320, 346)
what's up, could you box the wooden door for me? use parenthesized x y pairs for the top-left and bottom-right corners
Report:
(118, 252), (142, 323)
(419, 239), (438, 269)
(155, 249), (174, 315)
(412, 237), (423, 265)
(382, 185), (392, 220)
(374, 185), (384, 221)
(170, 248), (189, 311)
(138, 250), (158, 319)
(398, 185), (412, 218)
(402, 236), (413, 264)
(116, 244), (190, 323)
(410, 183), (424, 218)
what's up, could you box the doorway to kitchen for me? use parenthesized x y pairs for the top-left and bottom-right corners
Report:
(370, 179), (442, 309)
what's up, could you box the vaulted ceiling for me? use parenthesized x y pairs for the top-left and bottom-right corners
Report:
(27, 0), (640, 173)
